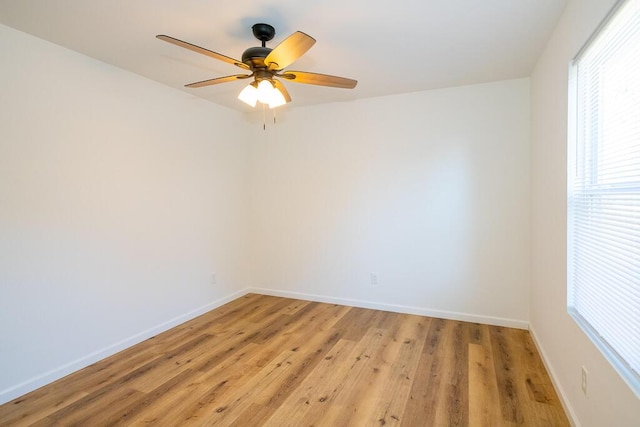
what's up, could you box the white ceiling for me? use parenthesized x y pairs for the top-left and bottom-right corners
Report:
(0, 0), (567, 111)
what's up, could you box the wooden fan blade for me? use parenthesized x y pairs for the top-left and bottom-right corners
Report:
(156, 35), (249, 70)
(273, 79), (292, 103)
(264, 31), (316, 71)
(279, 71), (357, 89)
(185, 74), (251, 88)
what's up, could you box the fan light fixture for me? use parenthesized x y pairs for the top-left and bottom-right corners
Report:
(157, 23), (357, 111)
(238, 80), (286, 109)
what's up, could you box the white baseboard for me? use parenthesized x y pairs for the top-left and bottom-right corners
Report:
(248, 287), (529, 329)
(0, 289), (248, 405)
(529, 325), (579, 427)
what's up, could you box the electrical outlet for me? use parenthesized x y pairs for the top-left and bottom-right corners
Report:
(581, 366), (588, 395)
(370, 272), (379, 285)
(210, 273), (217, 286)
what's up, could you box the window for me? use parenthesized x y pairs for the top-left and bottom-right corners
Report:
(568, 0), (640, 396)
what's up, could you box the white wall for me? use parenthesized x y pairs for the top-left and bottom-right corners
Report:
(249, 79), (531, 327)
(530, 0), (640, 425)
(0, 25), (251, 403)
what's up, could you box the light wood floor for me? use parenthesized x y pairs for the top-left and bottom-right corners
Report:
(0, 294), (569, 426)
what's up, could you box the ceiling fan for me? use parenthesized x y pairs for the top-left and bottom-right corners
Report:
(157, 23), (357, 108)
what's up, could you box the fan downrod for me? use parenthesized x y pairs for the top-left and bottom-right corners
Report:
(252, 23), (275, 47)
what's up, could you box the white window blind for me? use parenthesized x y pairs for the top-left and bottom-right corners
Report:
(568, 0), (640, 396)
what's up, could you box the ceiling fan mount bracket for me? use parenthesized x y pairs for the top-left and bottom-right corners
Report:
(252, 23), (275, 46)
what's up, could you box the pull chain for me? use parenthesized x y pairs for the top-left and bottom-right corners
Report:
(261, 105), (279, 130)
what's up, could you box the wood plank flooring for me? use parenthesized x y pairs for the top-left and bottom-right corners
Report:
(0, 294), (569, 426)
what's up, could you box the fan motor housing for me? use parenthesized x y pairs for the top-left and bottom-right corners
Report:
(242, 46), (272, 68)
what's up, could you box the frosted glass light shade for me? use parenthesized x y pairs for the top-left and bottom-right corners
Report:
(256, 80), (274, 104)
(238, 84), (258, 107)
(268, 88), (286, 108)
